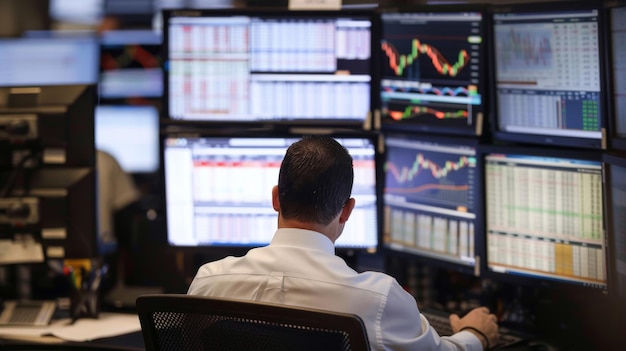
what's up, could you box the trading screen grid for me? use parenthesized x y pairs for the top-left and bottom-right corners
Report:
(164, 137), (379, 249)
(493, 9), (603, 142)
(485, 153), (606, 289)
(166, 14), (372, 123)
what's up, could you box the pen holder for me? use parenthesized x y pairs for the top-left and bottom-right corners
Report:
(63, 261), (107, 321)
(70, 283), (100, 320)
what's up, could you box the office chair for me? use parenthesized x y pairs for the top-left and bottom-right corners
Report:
(136, 294), (371, 351)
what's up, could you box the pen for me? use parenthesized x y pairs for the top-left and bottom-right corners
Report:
(63, 266), (79, 290)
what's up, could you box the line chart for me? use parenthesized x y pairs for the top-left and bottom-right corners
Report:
(387, 106), (469, 121)
(384, 146), (475, 209)
(101, 45), (161, 70)
(386, 153), (472, 181)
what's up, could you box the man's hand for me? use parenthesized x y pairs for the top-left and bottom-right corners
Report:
(449, 307), (499, 350)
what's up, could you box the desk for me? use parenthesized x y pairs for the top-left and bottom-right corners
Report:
(0, 335), (144, 350)
(0, 312), (144, 350)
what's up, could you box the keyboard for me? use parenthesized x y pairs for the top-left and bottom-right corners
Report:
(421, 308), (525, 350)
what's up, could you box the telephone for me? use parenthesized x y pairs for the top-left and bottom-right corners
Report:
(0, 300), (56, 326)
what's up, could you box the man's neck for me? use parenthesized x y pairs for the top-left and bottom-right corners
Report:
(277, 217), (337, 242)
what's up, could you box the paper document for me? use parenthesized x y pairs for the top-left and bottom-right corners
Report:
(0, 238), (44, 264)
(50, 312), (142, 342)
(0, 312), (140, 341)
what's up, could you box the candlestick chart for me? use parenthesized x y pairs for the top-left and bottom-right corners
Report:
(381, 39), (470, 80)
(384, 144), (476, 211)
(99, 40), (164, 101)
(101, 44), (162, 71)
(380, 13), (484, 134)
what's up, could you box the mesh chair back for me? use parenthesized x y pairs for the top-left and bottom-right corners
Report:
(136, 294), (370, 351)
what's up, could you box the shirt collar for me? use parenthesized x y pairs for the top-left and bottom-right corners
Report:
(270, 228), (335, 254)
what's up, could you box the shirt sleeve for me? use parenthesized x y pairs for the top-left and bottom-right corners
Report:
(380, 281), (483, 351)
(109, 157), (140, 211)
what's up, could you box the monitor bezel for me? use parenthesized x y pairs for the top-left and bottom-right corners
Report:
(377, 3), (492, 138)
(0, 167), (98, 259)
(161, 8), (380, 131)
(0, 84), (98, 169)
(380, 132), (484, 277)
(0, 35), (100, 87)
(602, 152), (626, 301)
(488, 1), (608, 150)
(479, 143), (609, 295)
(159, 128), (383, 253)
(604, 4), (626, 152)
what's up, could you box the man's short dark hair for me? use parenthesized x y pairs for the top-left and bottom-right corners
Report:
(278, 135), (354, 225)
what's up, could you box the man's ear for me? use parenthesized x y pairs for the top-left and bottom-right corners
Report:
(339, 198), (356, 224)
(272, 185), (280, 212)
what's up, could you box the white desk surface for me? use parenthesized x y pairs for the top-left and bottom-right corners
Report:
(0, 312), (141, 342)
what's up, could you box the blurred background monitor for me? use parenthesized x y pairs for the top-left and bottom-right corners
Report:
(162, 135), (379, 251)
(104, 0), (238, 29)
(0, 168), (97, 259)
(152, 0), (240, 33)
(379, 5), (487, 136)
(0, 85), (97, 168)
(0, 35), (98, 87)
(482, 145), (607, 293)
(491, 3), (606, 149)
(95, 105), (160, 174)
(382, 133), (481, 275)
(99, 29), (163, 102)
(104, 0), (154, 27)
(0, 84), (98, 259)
(162, 9), (375, 129)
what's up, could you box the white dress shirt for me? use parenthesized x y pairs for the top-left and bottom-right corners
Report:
(97, 150), (140, 254)
(188, 228), (483, 351)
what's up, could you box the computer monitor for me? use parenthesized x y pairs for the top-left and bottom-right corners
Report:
(103, 0), (154, 26)
(152, 0), (237, 33)
(0, 36), (98, 87)
(483, 145), (607, 292)
(0, 85), (98, 168)
(0, 168), (97, 259)
(104, 0), (151, 15)
(603, 153), (626, 300)
(382, 133), (481, 275)
(379, 5), (487, 136)
(0, 84), (98, 260)
(162, 135), (379, 250)
(491, 3), (606, 149)
(607, 5), (626, 151)
(95, 105), (160, 174)
(163, 9), (376, 128)
(99, 29), (163, 101)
